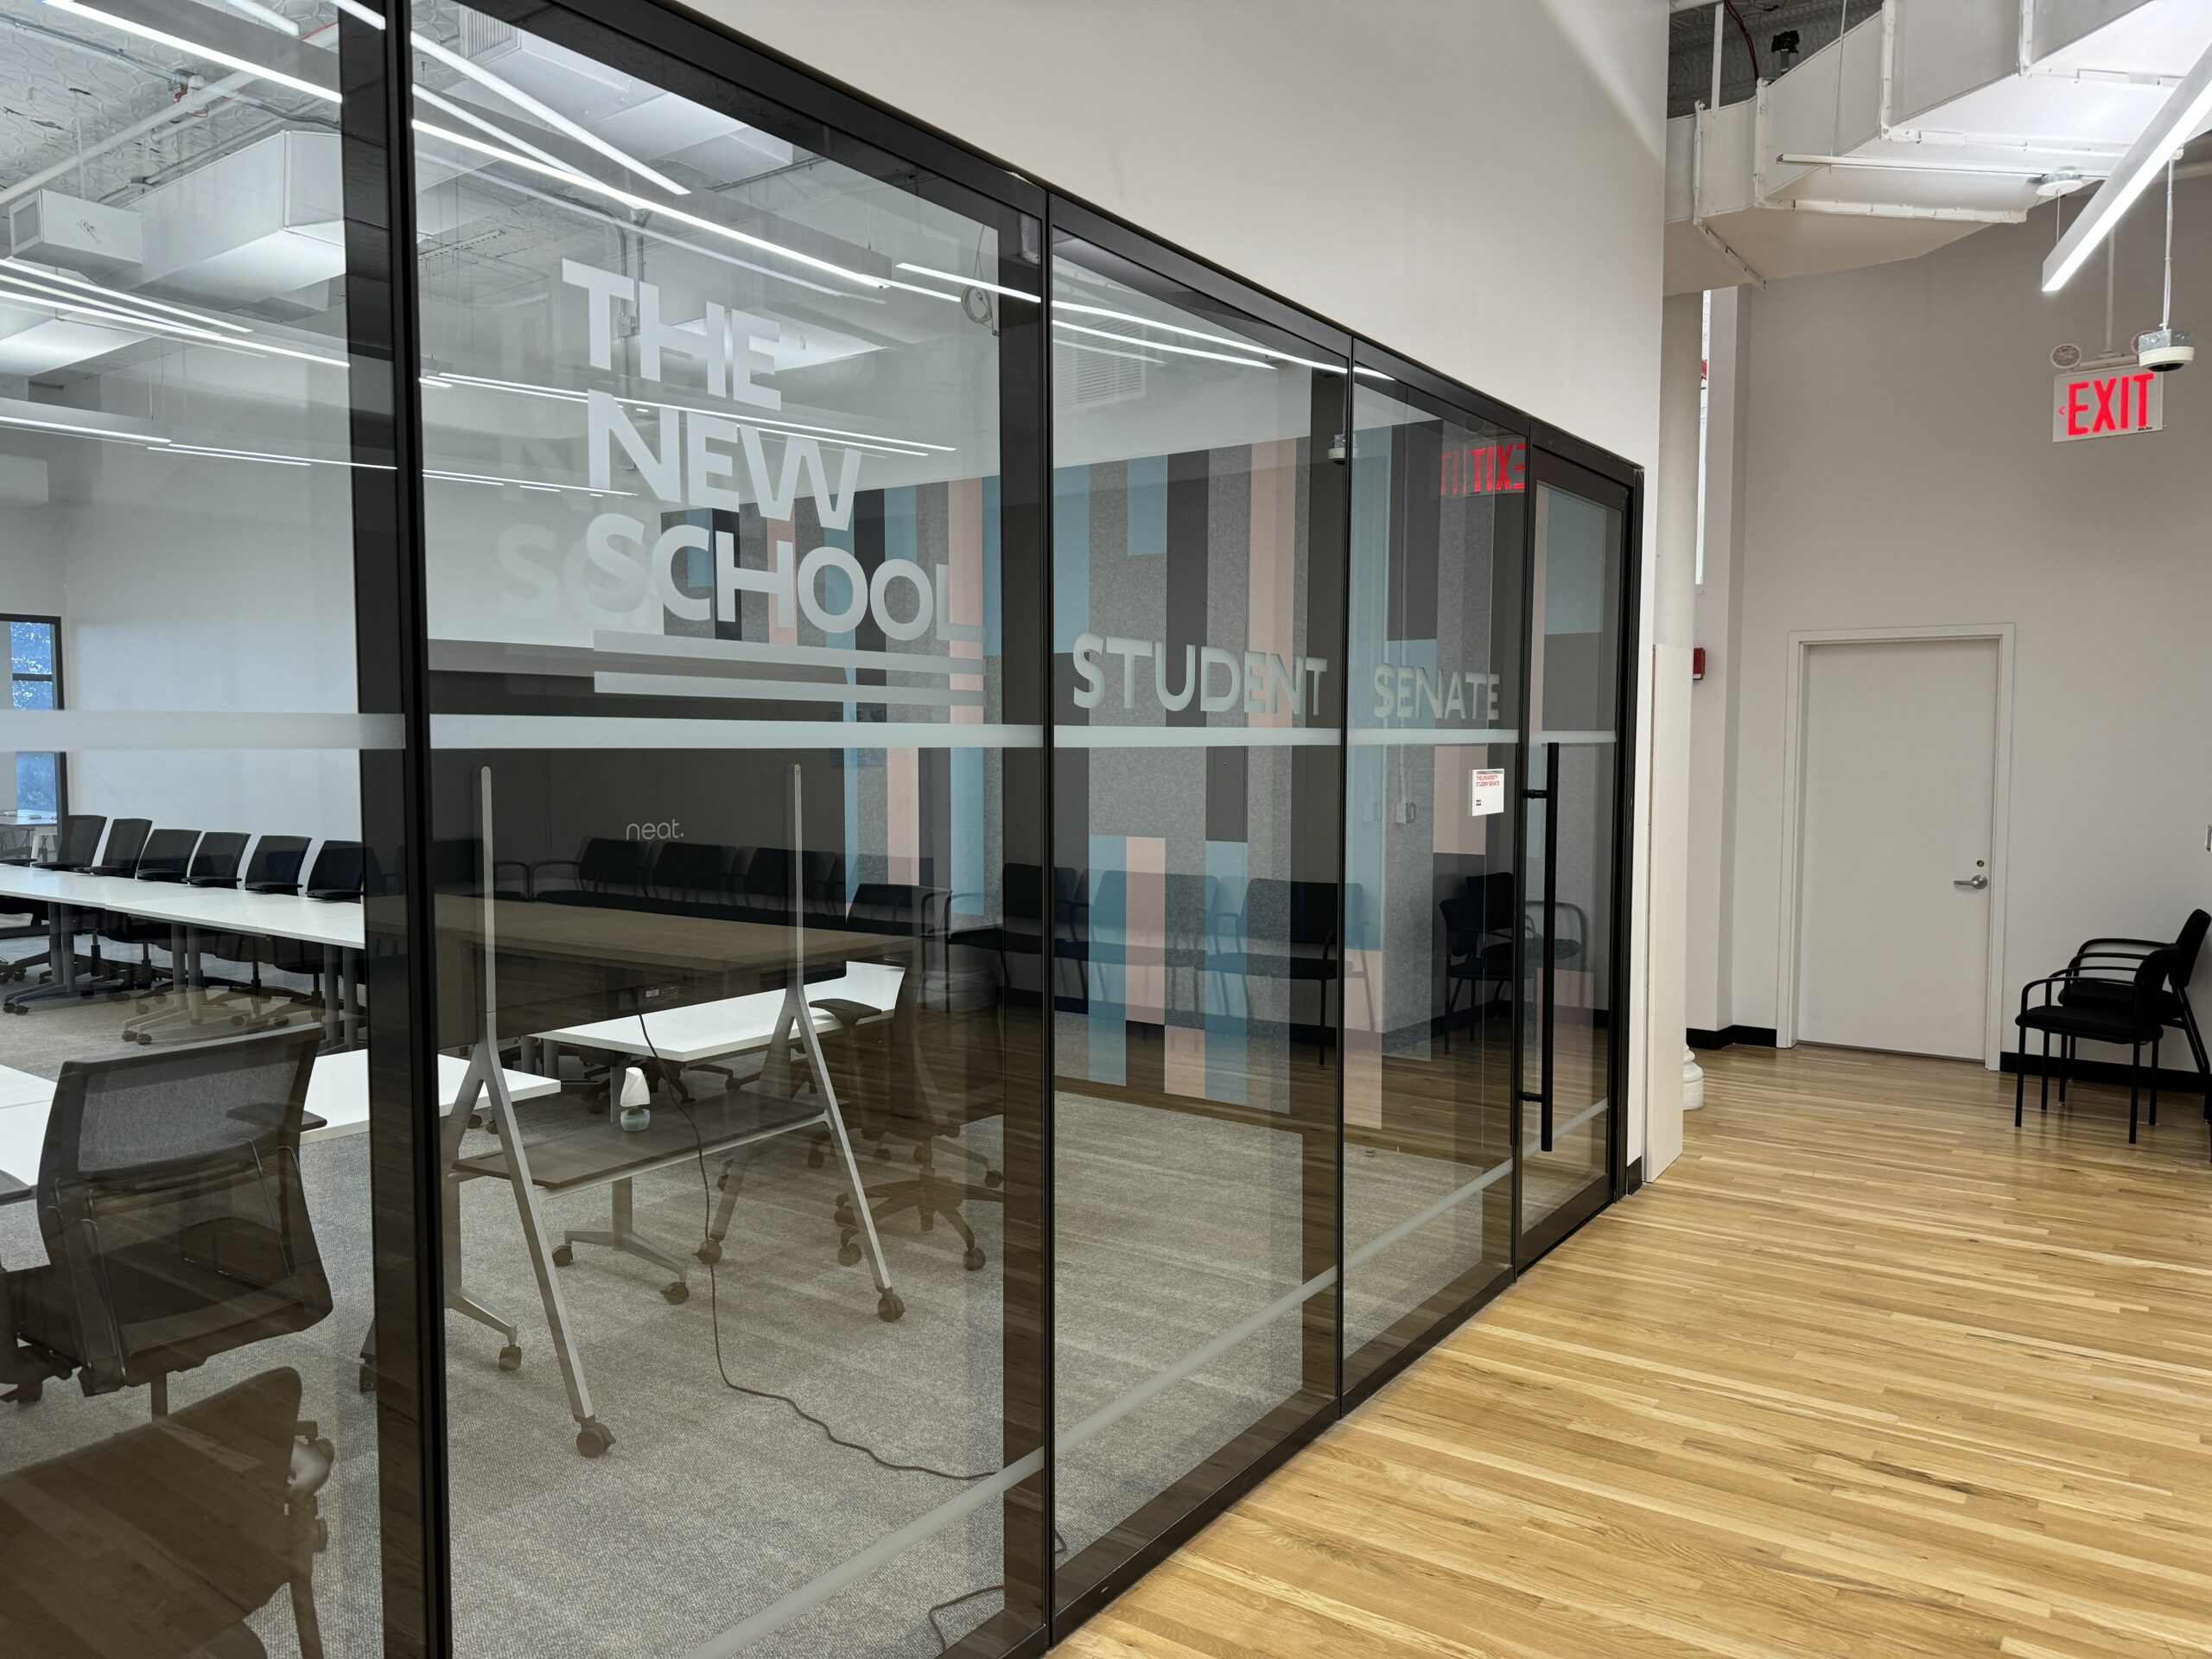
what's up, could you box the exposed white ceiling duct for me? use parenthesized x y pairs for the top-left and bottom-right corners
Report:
(1665, 0), (2212, 292)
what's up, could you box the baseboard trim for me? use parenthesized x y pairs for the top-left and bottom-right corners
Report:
(1688, 1024), (1777, 1052)
(1999, 1050), (2209, 1097)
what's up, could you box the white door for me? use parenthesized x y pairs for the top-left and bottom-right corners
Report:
(1795, 637), (1999, 1059)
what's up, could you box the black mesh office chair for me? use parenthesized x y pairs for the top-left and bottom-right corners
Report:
(121, 833), (251, 1043)
(202, 836), (315, 1026)
(0, 813), (108, 990)
(0, 1365), (331, 1659)
(3, 819), (149, 1011)
(6, 1028), (333, 1414)
(267, 842), (365, 1027)
(2016, 949), (2183, 1149)
(183, 831), (248, 889)
(78, 829), (200, 1007)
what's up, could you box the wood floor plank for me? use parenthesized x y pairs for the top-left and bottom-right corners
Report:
(1052, 1046), (2212, 1658)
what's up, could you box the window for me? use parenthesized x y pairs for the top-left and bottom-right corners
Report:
(5, 616), (60, 822)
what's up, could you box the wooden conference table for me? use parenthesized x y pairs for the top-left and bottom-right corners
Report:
(0, 865), (365, 1047)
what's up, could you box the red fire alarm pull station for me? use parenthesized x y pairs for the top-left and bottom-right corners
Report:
(1692, 647), (1707, 681)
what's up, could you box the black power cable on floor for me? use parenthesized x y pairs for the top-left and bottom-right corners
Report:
(632, 1013), (997, 1484)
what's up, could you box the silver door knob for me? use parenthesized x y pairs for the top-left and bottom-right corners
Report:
(1953, 874), (1988, 890)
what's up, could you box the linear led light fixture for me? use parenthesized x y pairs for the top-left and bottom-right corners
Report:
(170, 443), (396, 469)
(894, 263), (1039, 302)
(0, 257), (252, 334)
(1053, 301), (1335, 371)
(413, 122), (886, 290)
(433, 372), (951, 453)
(425, 466), (632, 497)
(410, 29), (689, 197)
(0, 270), (348, 368)
(0, 409), (169, 443)
(415, 85), (577, 177)
(1352, 365), (1390, 379)
(219, 0), (298, 35)
(2044, 39), (2212, 292)
(41, 0), (340, 104)
(1054, 338), (1166, 366)
(1052, 318), (1274, 368)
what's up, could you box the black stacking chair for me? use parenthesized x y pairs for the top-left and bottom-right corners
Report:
(532, 836), (649, 906)
(648, 841), (736, 906)
(1237, 878), (1342, 1063)
(6, 1029), (333, 1413)
(0, 1365), (331, 1659)
(1440, 893), (1515, 1050)
(2016, 949), (2184, 1149)
(2057, 909), (2211, 1095)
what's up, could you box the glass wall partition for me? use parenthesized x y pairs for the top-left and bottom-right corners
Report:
(1046, 216), (1347, 1615)
(1341, 366), (1525, 1393)
(406, 1), (1046, 1653)
(0, 2), (422, 1656)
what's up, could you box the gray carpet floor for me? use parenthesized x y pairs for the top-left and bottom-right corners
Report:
(0, 939), (1518, 1658)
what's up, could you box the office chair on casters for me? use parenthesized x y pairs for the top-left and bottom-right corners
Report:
(2016, 948), (2188, 1151)
(0, 813), (107, 989)
(0, 1364), (331, 1659)
(120, 832), (249, 1043)
(199, 835), (315, 1029)
(2, 818), (150, 1012)
(823, 961), (1005, 1273)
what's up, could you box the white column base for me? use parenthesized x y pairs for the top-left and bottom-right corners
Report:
(1682, 1046), (1705, 1111)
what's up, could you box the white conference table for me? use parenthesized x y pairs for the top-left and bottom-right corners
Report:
(0, 1049), (556, 1206)
(536, 961), (906, 1066)
(0, 864), (365, 1046)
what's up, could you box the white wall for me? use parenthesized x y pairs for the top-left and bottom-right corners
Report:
(696, 0), (1673, 1160)
(1694, 179), (2212, 1055)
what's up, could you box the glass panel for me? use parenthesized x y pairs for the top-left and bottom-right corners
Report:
(1048, 239), (1344, 1610)
(0, 3), (397, 1655)
(1518, 480), (1624, 1241)
(10, 622), (54, 678)
(1341, 380), (1523, 1389)
(409, 3), (1046, 1652)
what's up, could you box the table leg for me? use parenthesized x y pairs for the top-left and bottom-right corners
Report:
(559, 1176), (691, 1301)
(320, 944), (340, 1051)
(343, 947), (360, 1048)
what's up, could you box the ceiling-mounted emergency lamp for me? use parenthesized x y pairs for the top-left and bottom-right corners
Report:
(2044, 37), (2212, 293)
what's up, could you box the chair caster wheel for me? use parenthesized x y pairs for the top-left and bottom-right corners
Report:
(663, 1281), (689, 1305)
(984, 1170), (1003, 1189)
(357, 1365), (375, 1395)
(806, 1147), (825, 1168)
(575, 1420), (613, 1459)
(715, 1171), (730, 1192)
(837, 1242), (861, 1267)
(963, 1246), (986, 1271)
(877, 1292), (904, 1322)
(696, 1239), (721, 1264)
(552, 1244), (575, 1267)
(498, 1344), (522, 1372)
(8, 1379), (42, 1404)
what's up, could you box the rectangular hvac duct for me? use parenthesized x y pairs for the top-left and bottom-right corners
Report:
(5, 191), (144, 279)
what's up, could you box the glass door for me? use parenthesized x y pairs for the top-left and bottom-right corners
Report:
(1516, 453), (1630, 1262)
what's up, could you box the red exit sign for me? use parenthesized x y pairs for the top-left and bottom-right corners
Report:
(1440, 441), (1526, 497)
(2052, 369), (2163, 442)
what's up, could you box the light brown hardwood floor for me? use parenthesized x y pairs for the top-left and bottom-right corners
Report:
(1053, 1043), (2212, 1659)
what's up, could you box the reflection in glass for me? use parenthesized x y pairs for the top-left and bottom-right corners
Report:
(1048, 239), (1344, 1611)
(1341, 381), (1523, 1388)
(1519, 482), (1623, 1243)
(411, 3), (1045, 1651)
(0, 2), (386, 1655)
